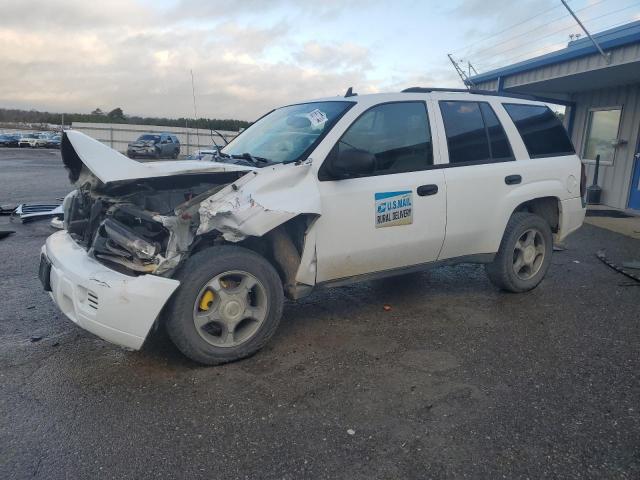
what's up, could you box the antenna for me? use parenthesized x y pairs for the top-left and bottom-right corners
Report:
(560, 0), (610, 64)
(447, 54), (475, 88)
(190, 69), (201, 153)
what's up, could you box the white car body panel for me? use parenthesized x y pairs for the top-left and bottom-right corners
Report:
(44, 231), (180, 349)
(64, 130), (253, 184)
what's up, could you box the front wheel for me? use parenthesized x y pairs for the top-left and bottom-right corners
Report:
(164, 246), (284, 365)
(485, 212), (553, 293)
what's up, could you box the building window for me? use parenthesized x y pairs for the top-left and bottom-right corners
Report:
(583, 108), (622, 165)
(503, 103), (575, 158)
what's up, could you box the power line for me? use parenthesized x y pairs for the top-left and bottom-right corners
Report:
(478, 11), (640, 71)
(450, 2), (567, 54)
(467, 0), (608, 60)
(474, 4), (640, 71)
(473, 3), (631, 64)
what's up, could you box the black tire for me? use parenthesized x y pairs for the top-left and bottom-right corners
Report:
(485, 212), (553, 293)
(164, 245), (284, 365)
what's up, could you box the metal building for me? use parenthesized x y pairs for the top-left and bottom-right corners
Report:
(468, 20), (640, 211)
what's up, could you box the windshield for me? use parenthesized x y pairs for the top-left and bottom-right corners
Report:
(138, 134), (160, 142)
(222, 101), (354, 163)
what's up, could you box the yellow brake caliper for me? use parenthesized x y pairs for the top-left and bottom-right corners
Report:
(199, 290), (215, 311)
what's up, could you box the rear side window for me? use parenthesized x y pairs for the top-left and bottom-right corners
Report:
(439, 101), (513, 165)
(503, 104), (575, 158)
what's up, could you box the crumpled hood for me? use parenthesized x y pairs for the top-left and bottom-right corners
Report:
(61, 130), (254, 185)
(128, 141), (154, 148)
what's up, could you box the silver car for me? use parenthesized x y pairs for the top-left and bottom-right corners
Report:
(127, 133), (180, 159)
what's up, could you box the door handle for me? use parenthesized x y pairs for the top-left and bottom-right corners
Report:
(505, 175), (522, 185)
(417, 184), (438, 196)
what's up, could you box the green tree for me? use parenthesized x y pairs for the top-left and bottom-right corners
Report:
(108, 107), (125, 120)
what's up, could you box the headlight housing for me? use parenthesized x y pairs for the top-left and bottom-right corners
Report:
(62, 189), (78, 230)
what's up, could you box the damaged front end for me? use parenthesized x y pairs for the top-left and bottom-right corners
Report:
(60, 130), (321, 296)
(61, 131), (252, 277)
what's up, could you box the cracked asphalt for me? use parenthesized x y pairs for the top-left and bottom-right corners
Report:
(1, 148), (639, 479)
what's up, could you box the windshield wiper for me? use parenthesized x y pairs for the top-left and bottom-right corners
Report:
(230, 153), (273, 167)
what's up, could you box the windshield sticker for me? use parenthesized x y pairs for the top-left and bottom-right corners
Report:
(375, 191), (412, 228)
(306, 109), (328, 127)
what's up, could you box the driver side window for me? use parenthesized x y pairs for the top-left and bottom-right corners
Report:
(336, 102), (433, 177)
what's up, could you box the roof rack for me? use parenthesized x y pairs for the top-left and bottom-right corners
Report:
(401, 87), (537, 101)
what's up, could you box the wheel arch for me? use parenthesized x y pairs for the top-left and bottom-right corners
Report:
(512, 196), (561, 234)
(188, 214), (318, 299)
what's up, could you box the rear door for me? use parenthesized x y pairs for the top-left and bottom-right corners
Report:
(434, 98), (521, 260)
(314, 101), (447, 282)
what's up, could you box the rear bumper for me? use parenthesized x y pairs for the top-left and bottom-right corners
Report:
(558, 196), (586, 242)
(42, 231), (180, 350)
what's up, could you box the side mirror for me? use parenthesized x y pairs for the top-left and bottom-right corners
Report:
(329, 147), (375, 178)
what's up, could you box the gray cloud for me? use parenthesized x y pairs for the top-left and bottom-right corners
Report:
(0, 0), (460, 120)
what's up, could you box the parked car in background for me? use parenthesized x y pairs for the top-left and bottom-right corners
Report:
(46, 134), (62, 149)
(18, 133), (48, 148)
(127, 133), (180, 159)
(0, 133), (20, 147)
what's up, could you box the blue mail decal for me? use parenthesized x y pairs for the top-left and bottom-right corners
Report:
(375, 190), (412, 228)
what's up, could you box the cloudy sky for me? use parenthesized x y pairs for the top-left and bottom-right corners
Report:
(0, 0), (638, 120)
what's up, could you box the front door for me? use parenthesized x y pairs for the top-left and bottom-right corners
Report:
(628, 149), (640, 211)
(314, 101), (446, 282)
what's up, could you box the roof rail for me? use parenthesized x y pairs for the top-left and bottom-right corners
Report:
(401, 87), (538, 101)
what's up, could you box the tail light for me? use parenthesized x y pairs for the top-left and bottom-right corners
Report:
(580, 160), (587, 199)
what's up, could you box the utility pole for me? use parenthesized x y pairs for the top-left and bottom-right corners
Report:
(448, 54), (474, 88)
(560, 0), (610, 64)
(190, 69), (201, 152)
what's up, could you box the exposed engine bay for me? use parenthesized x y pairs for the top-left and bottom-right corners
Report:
(64, 172), (244, 275)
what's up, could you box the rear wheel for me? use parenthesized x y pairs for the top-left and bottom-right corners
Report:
(485, 212), (553, 293)
(164, 246), (284, 365)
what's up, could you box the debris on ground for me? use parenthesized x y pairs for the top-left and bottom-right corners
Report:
(347, 429), (355, 435)
(14, 203), (63, 223)
(30, 336), (42, 343)
(383, 304), (392, 311)
(0, 230), (15, 240)
(596, 250), (640, 283)
(50, 216), (64, 229)
(0, 204), (17, 216)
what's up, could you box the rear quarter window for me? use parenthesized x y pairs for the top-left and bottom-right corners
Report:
(503, 104), (575, 158)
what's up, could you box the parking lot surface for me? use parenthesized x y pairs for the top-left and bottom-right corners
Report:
(1, 148), (639, 479)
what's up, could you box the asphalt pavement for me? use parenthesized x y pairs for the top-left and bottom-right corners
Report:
(1, 148), (639, 479)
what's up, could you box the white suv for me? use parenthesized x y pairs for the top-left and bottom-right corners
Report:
(40, 89), (586, 365)
(18, 133), (48, 148)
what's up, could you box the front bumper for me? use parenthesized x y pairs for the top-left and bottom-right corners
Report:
(128, 146), (157, 156)
(42, 231), (180, 349)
